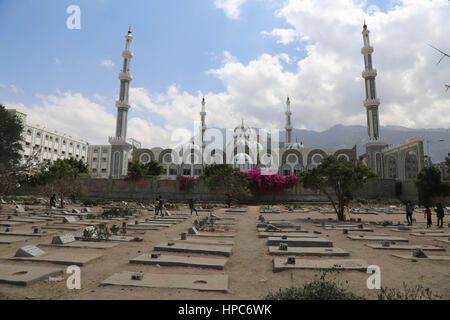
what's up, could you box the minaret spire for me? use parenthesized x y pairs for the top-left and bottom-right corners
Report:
(361, 23), (380, 140)
(285, 96), (293, 145)
(109, 28), (135, 179)
(200, 97), (207, 155)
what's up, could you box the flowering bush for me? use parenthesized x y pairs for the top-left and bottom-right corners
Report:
(243, 170), (299, 194)
(177, 175), (197, 191)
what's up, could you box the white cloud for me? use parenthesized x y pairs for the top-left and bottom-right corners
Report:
(93, 93), (107, 102)
(261, 28), (298, 44)
(0, 83), (6, 89)
(101, 59), (115, 67)
(214, 0), (246, 19)
(10, 85), (24, 95)
(54, 58), (61, 65)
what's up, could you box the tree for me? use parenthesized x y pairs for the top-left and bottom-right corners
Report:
(415, 165), (449, 206)
(298, 156), (375, 221)
(204, 164), (249, 195)
(0, 105), (24, 194)
(243, 170), (299, 194)
(127, 159), (164, 179)
(35, 158), (87, 208)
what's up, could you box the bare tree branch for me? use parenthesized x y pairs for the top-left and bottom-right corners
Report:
(429, 45), (450, 91)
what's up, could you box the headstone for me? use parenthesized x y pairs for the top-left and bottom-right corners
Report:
(343, 229), (348, 234)
(358, 224), (364, 229)
(15, 245), (45, 257)
(266, 224), (281, 232)
(135, 221), (139, 225)
(296, 226), (301, 231)
(281, 235), (288, 240)
(5, 227), (12, 232)
(279, 243), (288, 251)
(412, 249), (427, 258)
(122, 222), (127, 228)
(181, 232), (187, 240)
(188, 227), (199, 235)
(167, 242), (175, 246)
(381, 241), (390, 247)
(7, 215), (12, 220)
(52, 234), (76, 244)
(151, 253), (161, 259)
(314, 231), (322, 235)
(63, 217), (77, 223)
(33, 227), (40, 234)
(131, 272), (143, 281)
(15, 205), (25, 213)
(357, 218), (362, 223)
(72, 209), (80, 214)
(0, 198), (6, 204)
(82, 207), (91, 213)
(286, 256), (296, 264)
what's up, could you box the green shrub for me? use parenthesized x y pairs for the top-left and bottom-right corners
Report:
(377, 280), (441, 300)
(265, 269), (365, 300)
(101, 207), (136, 219)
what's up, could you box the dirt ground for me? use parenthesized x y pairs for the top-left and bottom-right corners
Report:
(0, 203), (449, 300)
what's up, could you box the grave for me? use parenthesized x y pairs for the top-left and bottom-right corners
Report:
(130, 254), (228, 270)
(347, 235), (408, 242)
(258, 232), (316, 239)
(0, 231), (56, 237)
(173, 237), (234, 246)
(0, 221), (25, 227)
(257, 228), (308, 233)
(15, 205), (25, 213)
(268, 246), (349, 256)
(273, 258), (369, 272)
(267, 237), (333, 247)
(391, 254), (450, 261)
(410, 233), (450, 237)
(188, 232), (235, 238)
(154, 242), (232, 257)
(72, 209), (81, 214)
(41, 241), (119, 249)
(0, 264), (63, 286)
(41, 225), (82, 231)
(188, 227), (199, 235)
(0, 236), (30, 244)
(63, 216), (77, 223)
(83, 208), (91, 213)
(365, 244), (445, 251)
(10, 249), (102, 266)
(324, 227), (373, 232)
(101, 272), (229, 292)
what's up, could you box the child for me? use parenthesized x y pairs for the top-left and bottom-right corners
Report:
(435, 203), (445, 229)
(424, 206), (432, 228)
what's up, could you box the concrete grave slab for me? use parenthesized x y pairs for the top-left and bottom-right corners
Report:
(101, 272), (229, 292)
(10, 252), (102, 266)
(74, 234), (136, 242)
(130, 254), (228, 270)
(154, 242), (232, 257)
(0, 221), (26, 227)
(40, 225), (82, 231)
(273, 258), (369, 272)
(63, 217), (77, 223)
(126, 225), (162, 231)
(392, 229), (444, 233)
(269, 246), (349, 256)
(0, 231), (56, 237)
(257, 228), (308, 233)
(0, 236), (30, 244)
(365, 244), (445, 251)
(40, 241), (118, 249)
(188, 232), (235, 238)
(435, 239), (450, 244)
(391, 254), (450, 261)
(267, 237), (333, 247)
(225, 208), (247, 213)
(410, 233), (450, 237)
(324, 227), (374, 232)
(258, 232), (315, 239)
(0, 264), (63, 286)
(173, 238), (234, 246)
(347, 235), (408, 242)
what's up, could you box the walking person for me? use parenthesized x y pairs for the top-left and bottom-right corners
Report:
(158, 195), (164, 217)
(405, 200), (414, 225)
(189, 198), (198, 216)
(424, 206), (432, 228)
(50, 194), (56, 208)
(435, 203), (445, 228)
(154, 198), (159, 217)
(227, 194), (233, 208)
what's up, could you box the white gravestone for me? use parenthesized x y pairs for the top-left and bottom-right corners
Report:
(63, 217), (77, 223)
(52, 234), (76, 244)
(15, 245), (46, 257)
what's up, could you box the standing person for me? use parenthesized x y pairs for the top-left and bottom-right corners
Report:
(154, 198), (159, 217)
(424, 206), (432, 228)
(189, 198), (198, 216)
(405, 200), (414, 225)
(227, 194), (233, 208)
(50, 194), (56, 208)
(158, 195), (164, 217)
(435, 203), (445, 228)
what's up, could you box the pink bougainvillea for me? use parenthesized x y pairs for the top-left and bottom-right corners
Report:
(177, 175), (197, 191)
(243, 170), (299, 194)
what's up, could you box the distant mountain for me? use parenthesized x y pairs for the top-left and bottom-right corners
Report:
(206, 125), (449, 163)
(286, 125), (449, 163)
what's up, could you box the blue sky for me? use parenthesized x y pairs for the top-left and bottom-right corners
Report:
(1, 0), (448, 149)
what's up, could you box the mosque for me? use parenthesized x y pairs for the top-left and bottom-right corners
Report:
(12, 24), (423, 182)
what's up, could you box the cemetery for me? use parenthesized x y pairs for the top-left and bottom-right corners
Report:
(0, 198), (449, 300)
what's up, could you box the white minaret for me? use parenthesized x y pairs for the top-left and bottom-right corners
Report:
(361, 22), (380, 140)
(200, 97), (206, 165)
(109, 27), (134, 179)
(285, 97), (293, 145)
(361, 22), (387, 176)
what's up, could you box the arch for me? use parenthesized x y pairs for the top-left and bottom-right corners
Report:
(334, 146), (357, 161)
(387, 155), (398, 179)
(158, 149), (173, 164)
(405, 152), (418, 180)
(134, 149), (155, 163)
(307, 149), (328, 165)
(282, 149), (303, 165)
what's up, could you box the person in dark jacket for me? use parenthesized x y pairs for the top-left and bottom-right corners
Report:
(189, 198), (198, 216)
(405, 201), (414, 225)
(435, 203), (445, 228)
